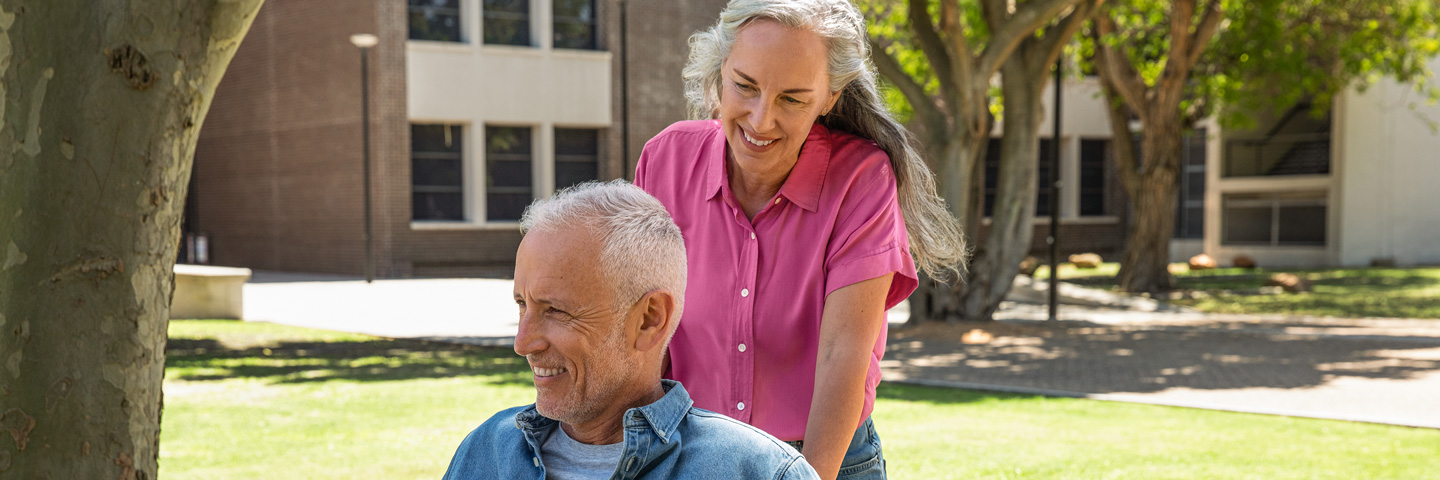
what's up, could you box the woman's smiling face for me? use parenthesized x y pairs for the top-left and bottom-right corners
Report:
(719, 19), (838, 181)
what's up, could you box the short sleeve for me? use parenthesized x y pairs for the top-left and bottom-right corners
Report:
(823, 164), (918, 310)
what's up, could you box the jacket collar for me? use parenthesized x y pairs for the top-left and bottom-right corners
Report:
(514, 380), (692, 445)
(704, 122), (831, 213)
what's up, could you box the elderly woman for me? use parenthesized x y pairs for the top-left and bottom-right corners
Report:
(634, 0), (966, 478)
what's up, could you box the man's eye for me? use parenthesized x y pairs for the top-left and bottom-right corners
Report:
(547, 307), (570, 317)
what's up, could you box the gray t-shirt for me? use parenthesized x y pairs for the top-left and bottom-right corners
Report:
(540, 425), (624, 480)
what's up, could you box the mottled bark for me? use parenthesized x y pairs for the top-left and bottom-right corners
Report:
(0, 1), (262, 478)
(1116, 119), (1183, 293)
(1094, 0), (1224, 293)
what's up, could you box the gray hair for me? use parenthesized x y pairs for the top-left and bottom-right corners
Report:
(683, 0), (968, 280)
(520, 180), (687, 322)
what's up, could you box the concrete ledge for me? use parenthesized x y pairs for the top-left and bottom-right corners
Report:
(171, 264), (252, 319)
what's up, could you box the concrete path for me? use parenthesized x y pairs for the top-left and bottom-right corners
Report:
(241, 271), (1440, 429)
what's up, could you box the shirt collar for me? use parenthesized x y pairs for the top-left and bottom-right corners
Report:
(704, 122), (831, 213)
(513, 379), (692, 445)
(625, 379), (691, 444)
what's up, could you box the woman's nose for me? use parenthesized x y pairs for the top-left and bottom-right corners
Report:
(748, 98), (776, 132)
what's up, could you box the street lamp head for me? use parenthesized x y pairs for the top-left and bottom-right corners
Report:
(349, 34), (379, 49)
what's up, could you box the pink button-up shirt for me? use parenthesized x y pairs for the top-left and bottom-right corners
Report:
(635, 120), (918, 441)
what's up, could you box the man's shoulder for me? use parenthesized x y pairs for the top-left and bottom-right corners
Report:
(443, 406), (538, 479)
(674, 407), (818, 478)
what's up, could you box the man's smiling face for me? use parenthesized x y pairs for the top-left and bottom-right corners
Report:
(511, 225), (634, 425)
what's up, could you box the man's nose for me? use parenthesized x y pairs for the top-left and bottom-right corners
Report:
(513, 311), (546, 357)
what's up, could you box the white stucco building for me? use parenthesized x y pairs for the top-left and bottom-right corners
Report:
(1200, 56), (1440, 267)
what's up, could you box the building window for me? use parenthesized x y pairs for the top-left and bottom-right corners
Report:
(1175, 129), (1207, 238)
(554, 128), (600, 190)
(1036, 139), (1056, 216)
(983, 138), (1056, 217)
(412, 124), (466, 221)
(408, 0), (463, 42)
(1221, 192), (1326, 246)
(1079, 139), (1107, 216)
(553, 0), (598, 50)
(486, 126), (534, 221)
(484, 0), (532, 46)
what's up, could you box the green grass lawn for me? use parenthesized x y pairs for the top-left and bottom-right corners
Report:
(161, 320), (1440, 479)
(1035, 263), (1440, 319)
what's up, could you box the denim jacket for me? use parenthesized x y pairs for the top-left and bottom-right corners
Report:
(442, 380), (820, 480)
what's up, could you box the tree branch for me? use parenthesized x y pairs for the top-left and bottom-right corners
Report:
(1164, 0), (1197, 81)
(907, 0), (964, 114)
(869, 36), (946, 130)
(940, 0), (961, 36)
(1185, 0), (1224, 67)
(1098, 76), (1142, 198)
(981, 0), (1007, 30)
(977, 0), (1083, 80)
(1093, 13), (1151, 119)
(1037, 0), (1100, 72)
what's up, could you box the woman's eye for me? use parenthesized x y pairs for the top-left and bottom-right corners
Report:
(781, 96), (803, 105)
(735, 82), (755, 92)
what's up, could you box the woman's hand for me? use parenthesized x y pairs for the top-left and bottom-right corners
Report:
(802, 274), (892, 479)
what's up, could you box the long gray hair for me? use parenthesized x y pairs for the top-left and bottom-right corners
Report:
(683, 0), (968, 280)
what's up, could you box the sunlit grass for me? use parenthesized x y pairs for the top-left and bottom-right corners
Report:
(1035, 265), (1440, 319)
(161, 320), (1440, 479)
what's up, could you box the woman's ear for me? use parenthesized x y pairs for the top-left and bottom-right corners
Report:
(631, 290), (677, 352)
(823, 90), (842, 116)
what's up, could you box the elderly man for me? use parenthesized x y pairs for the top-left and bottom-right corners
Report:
(443, 180), (819, 480)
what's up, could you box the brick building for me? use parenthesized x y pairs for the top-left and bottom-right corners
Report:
(191, 0), (729, 277)
(191, 0), (1155, 278)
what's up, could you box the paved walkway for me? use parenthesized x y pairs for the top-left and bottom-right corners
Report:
(241, 271), (1440, 429)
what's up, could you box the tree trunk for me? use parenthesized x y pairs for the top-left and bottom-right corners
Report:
(959, 56), (1047, 321)
(908, 136), (981, 323)
(1116, 116), (1184, 293)
(0, 1), (262, 477)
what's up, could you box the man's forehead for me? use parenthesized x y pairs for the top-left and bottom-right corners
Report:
(515, 226), (605, 293)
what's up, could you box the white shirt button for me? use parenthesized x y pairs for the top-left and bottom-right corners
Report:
(750, 232), (756, 240)
(738, 343), (747, 352)
(774, 198), (781, 204)
(533, 457), (539, 467)
(737, 402), (746, 410)
(741, 288), (749, 297)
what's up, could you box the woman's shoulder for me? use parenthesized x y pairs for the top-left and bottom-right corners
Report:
(822, 127), (895, 191)
(646, 120), (722, 149)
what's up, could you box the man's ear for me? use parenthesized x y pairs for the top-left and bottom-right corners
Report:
(630, 290), (677, 353)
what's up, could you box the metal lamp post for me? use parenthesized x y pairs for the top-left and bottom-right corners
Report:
(1048, 57), (1063, 321)
(350, 33), (378, 283)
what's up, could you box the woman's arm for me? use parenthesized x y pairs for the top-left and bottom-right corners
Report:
(802, 273), (893, 479)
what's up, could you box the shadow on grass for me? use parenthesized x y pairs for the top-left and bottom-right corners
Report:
(875, 382), (1043, 406)
(885, 321), (1440, 395)
(165, 336), (534, 386)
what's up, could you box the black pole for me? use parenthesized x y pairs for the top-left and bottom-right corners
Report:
(1048, 57), (1062, 321)
(360, 46), (374, 283)
(619, 0), (630, 177)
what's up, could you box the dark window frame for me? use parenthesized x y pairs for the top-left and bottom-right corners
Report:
(411, 123), (467, 222)
(1078, 138), (1108, 217)
(1220, 192), (1328, 247)
(484, 0), (533, 46)
(552, 0), (599, 50)
(553, 127), (601, 191)
(408, 0), (465, 43)
(485, 125), (535, 222)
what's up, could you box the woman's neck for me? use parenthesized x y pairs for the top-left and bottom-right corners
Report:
(726, 154), (792, 220)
